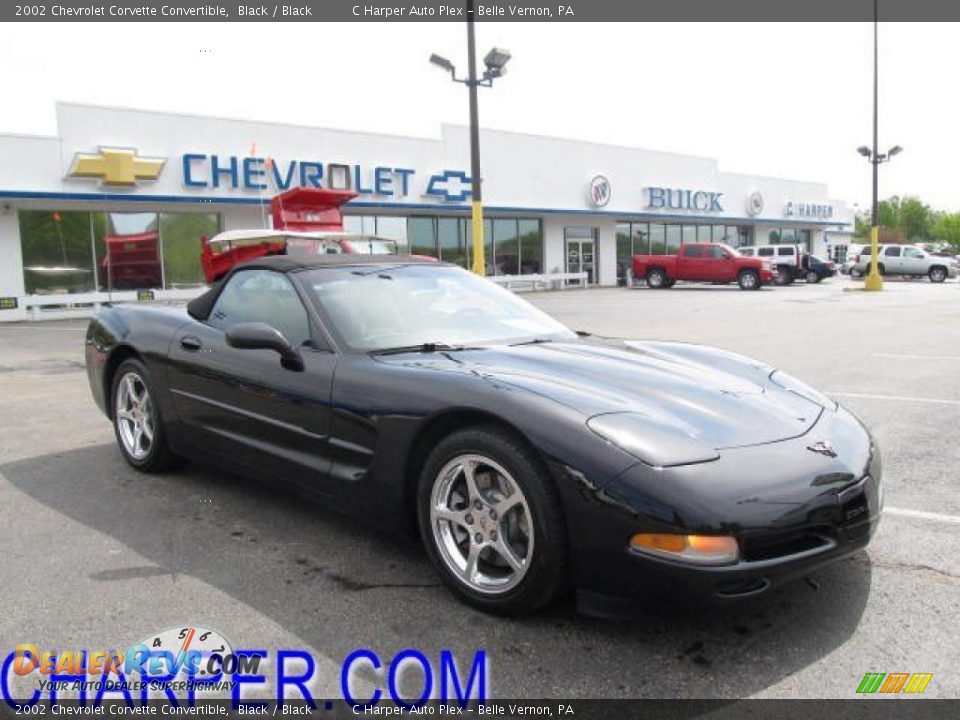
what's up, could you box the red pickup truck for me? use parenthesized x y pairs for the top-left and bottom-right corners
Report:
(632, 243), (774, 291)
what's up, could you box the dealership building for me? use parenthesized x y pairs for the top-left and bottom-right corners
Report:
(0, 103), (854, 321)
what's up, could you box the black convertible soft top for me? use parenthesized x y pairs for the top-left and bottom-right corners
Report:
(186, 254), (447, 320)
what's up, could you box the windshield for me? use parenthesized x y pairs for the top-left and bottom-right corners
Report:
(300, 264), (576, 351)
(720, 244), (741, 257)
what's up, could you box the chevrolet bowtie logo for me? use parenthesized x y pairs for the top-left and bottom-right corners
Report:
(68, 147), (166, 186)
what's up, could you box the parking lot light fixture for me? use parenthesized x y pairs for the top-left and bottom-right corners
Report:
(429, 1), (511, 276)
(861, 0), (900, 292)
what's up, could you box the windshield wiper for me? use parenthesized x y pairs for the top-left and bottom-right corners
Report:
(370, 342), (473, 356)
(510, 336), (559, 347)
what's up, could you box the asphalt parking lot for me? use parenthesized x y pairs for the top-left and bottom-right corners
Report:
(1, 274), (958, 700)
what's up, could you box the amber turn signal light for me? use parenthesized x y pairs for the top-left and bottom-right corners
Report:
(630, 533), (739, 566)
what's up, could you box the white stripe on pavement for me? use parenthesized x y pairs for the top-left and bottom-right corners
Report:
(872, 353), (960, 361)
(885, 507), (960, 525)
(830, 392), (960, 406)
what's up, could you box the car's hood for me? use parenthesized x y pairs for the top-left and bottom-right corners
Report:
(383, 339), (824, 450)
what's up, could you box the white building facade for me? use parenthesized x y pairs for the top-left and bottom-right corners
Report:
(0, 103), (853, 321)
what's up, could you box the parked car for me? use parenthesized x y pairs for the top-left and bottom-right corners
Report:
(738, 244), (805, 285)
(632, 243), (774, 291)
(803, 255), (837, 283)
(850, 244), (957, 283)
(840, 245), (868, 275)
(85, 254), (881, 615)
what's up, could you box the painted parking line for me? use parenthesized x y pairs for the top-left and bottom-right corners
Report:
(829, 392), (960, 406)
(885, 507), (960, 525)
(872, 353), (960, 361)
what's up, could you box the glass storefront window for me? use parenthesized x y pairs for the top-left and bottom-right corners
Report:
(93, 213), (161, 291)
(493, 219), (519, 275)
(518, 219), (542, 274)
(18, 210), (96, 295)
(681, 225), (696, 246)
(160, 213), (219, 288)
(697, 225), (712, 244)
(616, 222), (631, 280)
(631, 223), (649, 256)
(665, 225), (682, 254)
(649, 224), (666, 255)
(408, 217), (436, 257)
(21, 209), (222, 293)
(438, 217), (466, 268)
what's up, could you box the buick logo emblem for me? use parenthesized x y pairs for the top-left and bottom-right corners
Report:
(807, 440), (838, 458)
(747, 190), (764, 216)
(588, 175), (611, 207)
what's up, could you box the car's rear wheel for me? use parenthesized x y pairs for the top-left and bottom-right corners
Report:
(417, 426), (566, 615)
(738, 269), (760, 291)
(112, 359), (179, 472)
(806, 270), (820, 283)
(929, 266), (947, 283)
(646, 268), (668, 288)
(866, 262), (886, 276)
(773, 266), (794, 286)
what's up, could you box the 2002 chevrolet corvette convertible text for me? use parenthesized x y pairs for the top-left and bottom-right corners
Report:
(85, 255), (881, 615)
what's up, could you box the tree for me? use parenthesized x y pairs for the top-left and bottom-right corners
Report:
(932, 213), (960, 252)
(897, 197), (933, 242)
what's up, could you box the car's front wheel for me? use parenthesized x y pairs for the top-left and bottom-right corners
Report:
(929, 266), (947, 283)
(738, 269), (761, 290)
(111, 358), (179, 472)
(417, 426), (567, 615)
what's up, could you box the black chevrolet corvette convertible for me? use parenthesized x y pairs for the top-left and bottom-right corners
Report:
(85, 255), (881, 615)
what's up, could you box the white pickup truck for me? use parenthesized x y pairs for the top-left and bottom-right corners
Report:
(851, 244), (957, 283)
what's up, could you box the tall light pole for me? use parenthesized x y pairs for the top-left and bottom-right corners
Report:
(858, 0), (902, 291)
(430, 4), (511, 275)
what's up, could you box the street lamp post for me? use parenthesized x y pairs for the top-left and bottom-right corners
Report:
(858, 0), (902, 291)
(430, 2), (511, 276)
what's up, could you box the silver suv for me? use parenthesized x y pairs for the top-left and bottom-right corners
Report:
(851, 244), (957, 283)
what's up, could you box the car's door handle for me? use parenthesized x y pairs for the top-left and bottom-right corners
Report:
(180, 336), (202, 351)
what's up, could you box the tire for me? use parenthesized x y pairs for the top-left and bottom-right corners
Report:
(805, 270), (820, 284)
(663, 278), (676, 288)
(111, 358), (179, 473)
(738, 269), (761, 291)
(851, 268), (863, 279)
(929, 266), (947, 283)
(773, 266), (794, 286)
(646, 268), (668, 289)
(417, 426), (567, 615)
(866, 263), (886, 276)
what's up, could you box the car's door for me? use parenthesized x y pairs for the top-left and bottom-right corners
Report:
(678, 244), (706, 279)
(882, 245), (903, 273)
(703, 244), (737, 280)
(166, 268), (339, 496)
(901, 246), (926, 275)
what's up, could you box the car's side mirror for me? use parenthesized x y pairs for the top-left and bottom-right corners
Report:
(225, 322), (304, 372)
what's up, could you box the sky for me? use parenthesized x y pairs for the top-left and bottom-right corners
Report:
(0, 22), (957, 212)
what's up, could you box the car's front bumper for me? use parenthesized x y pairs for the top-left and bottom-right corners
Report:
(554, 406), (882, 612)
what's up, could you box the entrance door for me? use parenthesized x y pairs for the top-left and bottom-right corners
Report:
(565, 227), (598, 286)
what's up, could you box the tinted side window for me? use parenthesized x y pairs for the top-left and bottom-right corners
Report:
(884, 246), (901, 257)
(903, 247), (923, 258)
(778, 247), (795, 256)
(758, 248), (774, 257)
(706, 245), (726, 258)
(208, 269), (312, 347)
(682, 245), (703, 258)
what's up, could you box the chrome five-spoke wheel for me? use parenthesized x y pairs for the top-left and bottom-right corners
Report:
(430, 454), (534, 595)
(115, 371), (155, 461)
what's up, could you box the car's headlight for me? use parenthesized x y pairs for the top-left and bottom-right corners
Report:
(770, 370), (838, 410)
(587, 413), (719, 468)
(630, 533), (740, 565)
